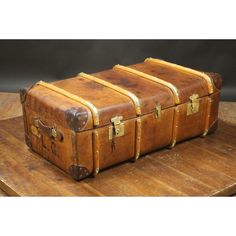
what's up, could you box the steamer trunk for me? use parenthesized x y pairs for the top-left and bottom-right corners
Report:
(20, 58), (223, 180)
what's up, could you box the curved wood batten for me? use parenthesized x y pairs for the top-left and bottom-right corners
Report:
(134, 117), (142, 161)
(92, 130), (100, 176)
(169, 106), (180, 148)
(78, 72), (141, 116)
(145, 57), (214, 94)
(79, 73), (143, 164)
(202, 97), (213, 137)
(113, 64), (180, 104)
(36, 81), (100, 127)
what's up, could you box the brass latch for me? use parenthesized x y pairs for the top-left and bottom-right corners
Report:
(155, 105), (161, 118)
(109, 116), (125, 139)
(51, 128), (57, 138)
(187, 94), (200, 115)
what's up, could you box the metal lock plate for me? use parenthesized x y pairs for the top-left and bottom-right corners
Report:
(109, 116), (125, 140)
(51, 128), (57, 138)
(187, 94), (200, 115)
(155, 105), (161, 118)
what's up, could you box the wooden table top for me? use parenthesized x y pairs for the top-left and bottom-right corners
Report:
(0, 188), (7, 196)
(0, 92), (236, 196)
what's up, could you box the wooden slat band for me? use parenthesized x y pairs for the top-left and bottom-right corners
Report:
(134, 117), (142, 161)
(202, 97), (213, 137)
(169, 106), (180, 148)
(113, 64), (180, 104)
(79, 73), (143, 162)
(145, 57), (214, 94)
(92, 130), (100, 176)
(36, 81), (99, 126)
(79, 72), (141, 116)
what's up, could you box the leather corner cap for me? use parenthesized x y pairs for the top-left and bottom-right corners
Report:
(19, 88), (28, 104)
(25, 134), (32, 149)
(68, 165), (91, 181)
(19, 84), (35, 104)
(207, 72), (223, 90)
(208, 120), (218, 135)
(65, 107), (89, 132)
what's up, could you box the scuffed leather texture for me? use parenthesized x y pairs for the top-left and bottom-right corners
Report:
(207, 72), (223, 90)
(93, 69), (175, 112)
(65, 107), (89, 132)
(22, 59), (222, 180)
(129, 62), (210, 103)
(68, 165), (91, 181)
(20, 88), (28, 104)
(175, 97), (209, 142)
(53, 77), (136, 127)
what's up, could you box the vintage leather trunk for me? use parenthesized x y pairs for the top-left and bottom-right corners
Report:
(20, 58), (223, 180)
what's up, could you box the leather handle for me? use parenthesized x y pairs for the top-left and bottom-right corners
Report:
(34, 118), (63, 142)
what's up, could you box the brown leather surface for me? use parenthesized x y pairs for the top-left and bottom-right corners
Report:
(24, 106), (76, 172)
(25, 85), (93, 131)
(208, 91), (221, 132)
(139, 108), (174, 154)
(206, 72), (223, 90)
(53, 77), (137, 126)
(22, 58), (222, 180)
(129, 62), (211, 103)
(175, 96), (208, 142)
(93, 69), (175, 113)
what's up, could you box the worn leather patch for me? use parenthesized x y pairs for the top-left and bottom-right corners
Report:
(65, 107), (88, 132)
(19, 88), (28, 104)
(19, 84), (34, 104)
(110, 76), (137, 88)
(25, 134), (32, 149)
(207, 72), (223, 90)
(68, 165), (90, 181)
(208, 120), (218, 134)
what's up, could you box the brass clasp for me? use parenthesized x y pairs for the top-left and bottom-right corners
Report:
(51, 127), (57, 138)
(155, 105), (161, 118)
(187, 94), (200, 115)
(109, 116), (125, 139)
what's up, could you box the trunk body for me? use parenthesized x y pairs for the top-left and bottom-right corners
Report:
(21, 58), (222, 180)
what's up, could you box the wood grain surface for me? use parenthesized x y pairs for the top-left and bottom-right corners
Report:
(219, 102), (236, 125)
(0, 92), (22, 120)
(0, 93), (236, 196)
(0, 188), (7, 196)
(0, 117), (235, 196)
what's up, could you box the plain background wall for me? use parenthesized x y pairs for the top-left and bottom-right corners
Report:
(0, 40), (235, 101)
